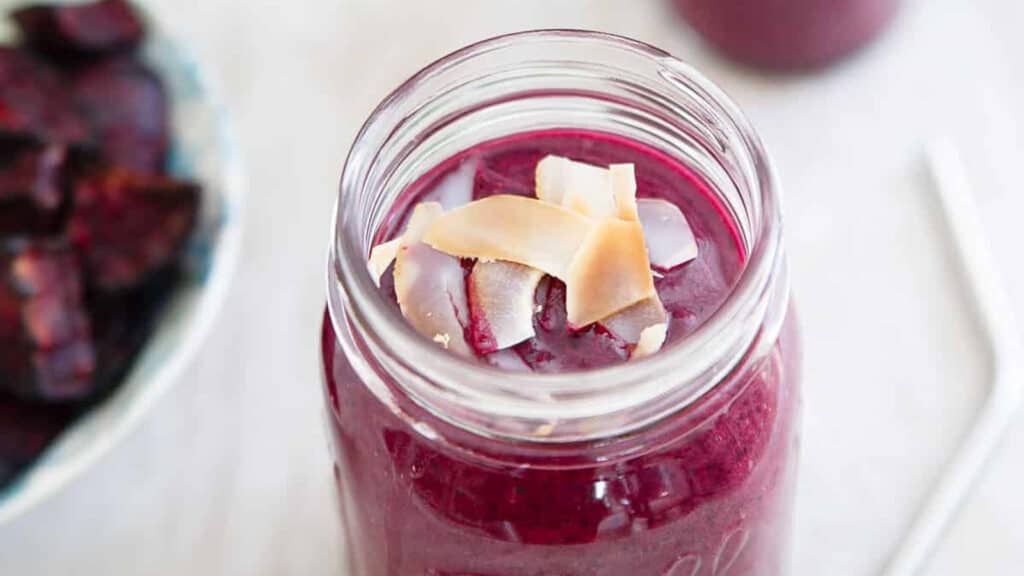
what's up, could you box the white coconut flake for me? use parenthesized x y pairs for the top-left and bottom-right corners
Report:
(602, 296), (668, 344)
(432, 333), (452, 349)
(631, 323), (668, 360)
(535, 155), (569, 205)
(536, 155), (617, 219)
(432, 157), (478, 210)
(637, 198), (698, 270)
(469, 260), (544, 352)
(367, 201), (445, 286)
(367, 237), (402, 286)
(393, 202), (471, 356)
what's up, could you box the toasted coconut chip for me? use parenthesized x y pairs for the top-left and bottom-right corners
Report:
(602, 296), (668, 344)
(393, 201), (471, 357)
(610, 163), (639, 221)
(402, 201), (444, 245)
(423, 194), (595, 279)
(637, 198), (698, 270)
(368, 238), (401, 286)
(485, 349), (531, 372)
(632, 323), (668, 359)
(566, 219), (656, 328)
(468, 260), (544, 353)
(536, 155), (617, 218)
(433, 157), (477, 210)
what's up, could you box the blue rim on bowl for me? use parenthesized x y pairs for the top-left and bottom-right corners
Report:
(0, 5), (246, 524)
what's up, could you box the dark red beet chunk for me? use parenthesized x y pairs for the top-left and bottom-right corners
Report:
(0, 238), (96, 402)
(12, 0), (144, 57)
(68, 167), (198, 291)
(71, 57), (167, 174)
(0, 0), (201, 485)
(0, 98), (29, 134)
(472, 150), (539, 200)
(509, 277), (629, 372)
(0, 394), (76, 487)
(0, 48), (89, 145)
(0, 137), (67, 236)
(89, 265), (178, 394)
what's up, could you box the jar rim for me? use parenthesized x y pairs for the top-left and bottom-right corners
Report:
(328, 29), (785, 442)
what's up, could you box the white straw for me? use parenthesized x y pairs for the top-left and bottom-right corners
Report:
(884, 140), (1024, 575)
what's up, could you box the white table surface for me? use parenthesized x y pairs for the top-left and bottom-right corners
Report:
(2, 0), (1023, 574)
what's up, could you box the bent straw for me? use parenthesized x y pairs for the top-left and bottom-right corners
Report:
(884, 141), (1024, 575)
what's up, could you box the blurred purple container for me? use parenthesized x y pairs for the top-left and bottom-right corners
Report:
(675, 0), (902, 70)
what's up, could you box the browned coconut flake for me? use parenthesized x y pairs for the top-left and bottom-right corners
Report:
(564, 218), (656, 328)
(610, 163), (639, 221)
(423, 194), (595, 279)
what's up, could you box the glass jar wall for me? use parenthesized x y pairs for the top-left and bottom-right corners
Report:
(323, 30), (801, 575)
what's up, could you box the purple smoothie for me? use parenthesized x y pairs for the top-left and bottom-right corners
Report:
(675, 0), (902, 70)
(322, 130), (800, 574)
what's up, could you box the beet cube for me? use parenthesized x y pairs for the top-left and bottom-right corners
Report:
(12, 0), (144, 57)
(88, 266), (175, 394)
(0, 238), (96, 401)
(0, 98), (29, 134)
(0, 394), (76, 487)
(472, 150), (541, 200)
(71, 57), (167, 174)
(68, 167), (198, 291)
(0, 47), (89, 145)
(0, 137), (67, 236)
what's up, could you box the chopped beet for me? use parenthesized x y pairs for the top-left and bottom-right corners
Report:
(12, 0), (144, 57)
(510, 277), (629, 372)
(68, 167), (198, 291)
(0, 137), (67, 236)
(0, 0), (201, 482)
(0, 48), (89, 145)
(0, 98), (29, 134)
(0, 394), (77, 487)
(0, 238), (97, 402)
(71, 57), (167, 174)
(89, 265), (176, 393)
(472, 155), (537, 200)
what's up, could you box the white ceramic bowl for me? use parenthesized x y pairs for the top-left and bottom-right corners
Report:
(0, 6), (245, 524)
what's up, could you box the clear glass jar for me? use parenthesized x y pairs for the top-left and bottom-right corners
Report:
(323, 30), (800, 575)
(675, 0), (902, 70)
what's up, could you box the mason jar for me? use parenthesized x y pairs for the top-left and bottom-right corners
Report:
(323, 30), (801, 575)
